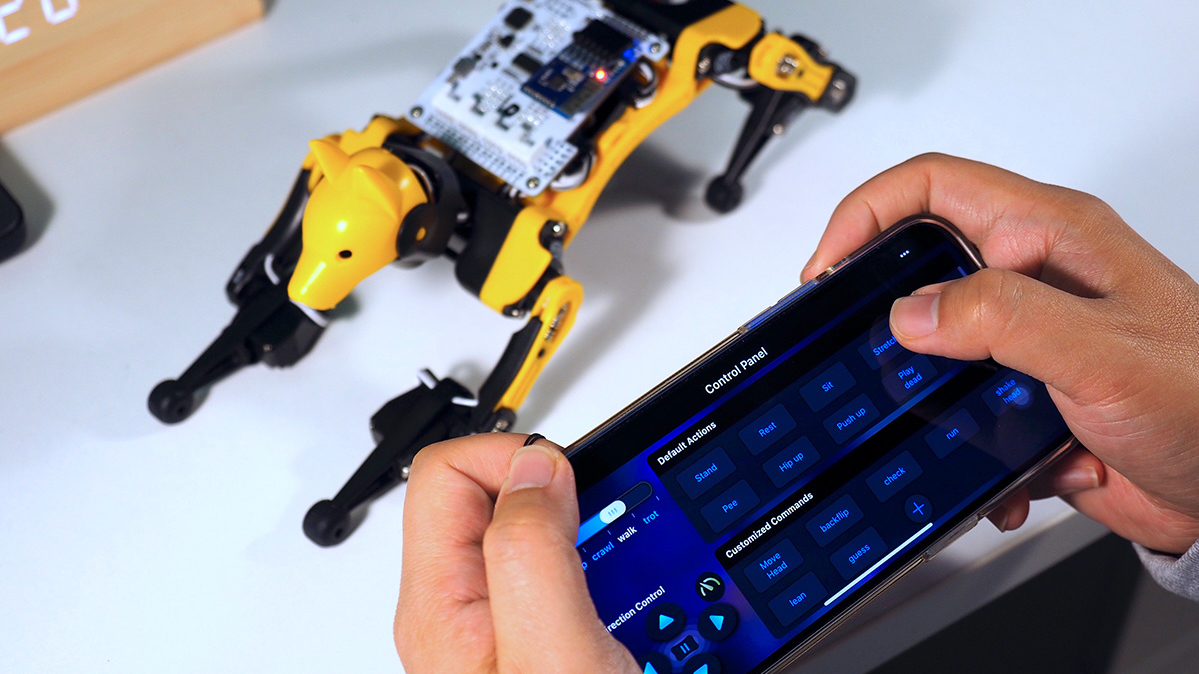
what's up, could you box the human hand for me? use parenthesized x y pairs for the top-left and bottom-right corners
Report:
(394, 433), (639, 674)
(802, 153), (1199, 554)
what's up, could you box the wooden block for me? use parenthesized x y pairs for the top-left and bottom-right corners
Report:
(0, 0), (263, 132)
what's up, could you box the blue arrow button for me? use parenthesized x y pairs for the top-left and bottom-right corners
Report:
(646, 602), (685, 642)
(644, 663), (660, 674)
(709, 614), (724, 631)
(696, 665), (709, 674)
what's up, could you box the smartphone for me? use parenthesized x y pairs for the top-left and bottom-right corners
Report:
(565, 215), (1075, 674)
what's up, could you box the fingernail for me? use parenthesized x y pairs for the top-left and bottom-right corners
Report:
(891, 293), (940, 339)
(507, 445), (558, 492)
(801, 254), (819, 279)
(1053, 467), (1100, 495)
(991, 506), (1011, 532)
(913, 281), (951, 296)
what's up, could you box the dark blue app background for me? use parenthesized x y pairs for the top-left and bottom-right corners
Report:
(569, 227), (1071, 674)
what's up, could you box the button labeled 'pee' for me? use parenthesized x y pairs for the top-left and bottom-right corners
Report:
(700, 481), (760, 533)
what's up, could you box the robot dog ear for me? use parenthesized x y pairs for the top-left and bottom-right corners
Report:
(351, 165), (402, 221)
(308, 139), (351, 182)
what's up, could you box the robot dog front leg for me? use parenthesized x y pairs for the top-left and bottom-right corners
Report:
(148, 170), (327, 424)
(303, 273), (583, 546)
(704, 32), (856, 213)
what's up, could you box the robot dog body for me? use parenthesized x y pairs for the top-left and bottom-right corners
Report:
(149, 0), (854, 546)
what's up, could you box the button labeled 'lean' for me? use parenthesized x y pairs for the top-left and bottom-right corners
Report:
(768, 572), (828, 626)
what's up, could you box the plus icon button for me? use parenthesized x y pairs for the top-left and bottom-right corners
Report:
(905, 494), (932, 523)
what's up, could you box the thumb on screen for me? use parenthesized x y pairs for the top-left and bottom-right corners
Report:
(482, 437), (639, 673)
(889, 267), (1105, 397)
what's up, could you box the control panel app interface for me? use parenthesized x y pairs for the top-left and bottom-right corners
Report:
(569, 226), (1071, 674)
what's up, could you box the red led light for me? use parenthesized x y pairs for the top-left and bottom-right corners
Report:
(594, 69), (608, 82)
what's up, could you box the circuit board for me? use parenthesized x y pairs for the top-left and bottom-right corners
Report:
(409, 0), (668, 196)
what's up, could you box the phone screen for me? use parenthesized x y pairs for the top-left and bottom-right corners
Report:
(566, 220), (1072, 674)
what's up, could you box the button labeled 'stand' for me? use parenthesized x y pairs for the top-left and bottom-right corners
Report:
(676, 447), (736, 500)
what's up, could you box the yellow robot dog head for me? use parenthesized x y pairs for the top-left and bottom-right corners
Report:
(288, 139), (428, 310)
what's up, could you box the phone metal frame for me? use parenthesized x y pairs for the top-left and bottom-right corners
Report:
(565, 214), (1078, 672)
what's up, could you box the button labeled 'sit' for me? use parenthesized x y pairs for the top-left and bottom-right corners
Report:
(800, 362), (856, 412)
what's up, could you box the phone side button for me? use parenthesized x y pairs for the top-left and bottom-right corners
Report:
(920, 518), (979, 562)
(740, 280), (819, 331)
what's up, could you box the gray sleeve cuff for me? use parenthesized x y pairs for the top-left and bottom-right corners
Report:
(1135, 538), (1199, 601)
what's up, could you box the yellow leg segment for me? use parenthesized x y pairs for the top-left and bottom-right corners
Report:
(530, 3), (764, 245)
(747, 33), (836, 100)
(495, 275), (583, 412)
(478, 205), (557, 312)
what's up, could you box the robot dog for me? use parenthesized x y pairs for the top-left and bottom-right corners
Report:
(149, 0), (855, 546)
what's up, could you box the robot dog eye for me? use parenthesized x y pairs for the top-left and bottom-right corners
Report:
(339, 249), (353, 259)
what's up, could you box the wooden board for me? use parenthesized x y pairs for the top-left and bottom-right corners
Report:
(0, 0), (263, 132)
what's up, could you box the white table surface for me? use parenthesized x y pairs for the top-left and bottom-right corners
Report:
(1, 0), (1196, 672)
